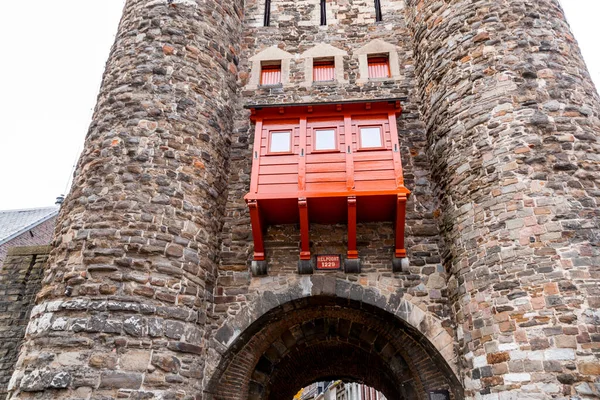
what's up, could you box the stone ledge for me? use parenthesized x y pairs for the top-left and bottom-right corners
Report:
(6, 246), (52, 257)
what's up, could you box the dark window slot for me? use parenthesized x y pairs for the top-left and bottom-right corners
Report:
(264, 0), (271, 26)
(375, 0), (382, 22)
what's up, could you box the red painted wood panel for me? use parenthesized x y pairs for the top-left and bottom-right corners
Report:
(313, 61), (335, 82)
(306, 153), (346, 164)
(260, 155), (298, 165)
(368, 57), (390, 79)
(354, 160), (393, 171)
(257, 183), (298, 194)
(258, 174), (298, 185)
(354, 179), (396, 191)
(306, 172), (347, 183)
(259, 164), (298, 175)
(261, 65), (281, 85)
(353, 152), (393, 162)
(306, 162), (346, 173)
(305, 182), (348, 192)
(354, 169), (395, 181)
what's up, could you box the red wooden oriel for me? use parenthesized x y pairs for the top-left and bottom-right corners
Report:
(245, 100), (410, 264)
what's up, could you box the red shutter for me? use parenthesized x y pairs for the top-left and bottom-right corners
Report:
(314, 60), (335, 82)
(368, 57), (390, 78)
(261, 65), (281, 85)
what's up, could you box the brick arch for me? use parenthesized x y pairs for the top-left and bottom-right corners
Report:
(205, 276), (462, 399)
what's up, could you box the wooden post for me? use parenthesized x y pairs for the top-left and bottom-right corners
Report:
(395, 194), (407, 258)
(298, 198), (311, 260)
(347, 196), (358, 259)
(248, 200), (265, 261)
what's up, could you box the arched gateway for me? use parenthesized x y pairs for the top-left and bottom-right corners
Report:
(205, 277), (462, 400)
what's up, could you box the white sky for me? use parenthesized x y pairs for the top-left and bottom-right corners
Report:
(0, 1), (598, 211)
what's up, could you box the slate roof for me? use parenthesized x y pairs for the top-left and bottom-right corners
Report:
(0, 207), (60, 246)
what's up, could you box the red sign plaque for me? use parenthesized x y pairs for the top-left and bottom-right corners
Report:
(316, 254), (341, 270)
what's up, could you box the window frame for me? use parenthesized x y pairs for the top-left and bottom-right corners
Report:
(260, 61), (282, 86)
(267, 129), (293, 155)
(358, 124), (385, 151)
(367, 55), (391, 79)
(312, 127), (339, 153)
(313, 58), (336, 83)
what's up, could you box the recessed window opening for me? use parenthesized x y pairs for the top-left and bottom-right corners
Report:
(264, 0), (271, 26)
(320, 0), (327, 26)
(367, 54), (390, 79)
(314, 128), (337, 151)
(269, 130), (292, 153)
(359, 126), (383, 149)
(313, 58), (335, 82)
(261, 61), (281, 85)
(374, 0), (382, 22)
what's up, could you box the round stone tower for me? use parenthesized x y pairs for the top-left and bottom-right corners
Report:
(8, 0), (243, 398)
(408, 0), (600, 397)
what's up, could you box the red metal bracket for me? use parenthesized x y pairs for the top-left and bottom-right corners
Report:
(298, 198), (311, 260)
(347, 196), (358, 259)
(395, 194), (407, 258)
(248, 200), (265, 261)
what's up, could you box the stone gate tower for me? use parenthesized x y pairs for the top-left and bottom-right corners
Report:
(4, 0), (600, 399)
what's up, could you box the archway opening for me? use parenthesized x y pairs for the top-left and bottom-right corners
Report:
(207, 295), (462, 400)
(296, 381), (387, 400)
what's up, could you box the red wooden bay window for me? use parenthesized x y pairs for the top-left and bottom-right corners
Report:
(245, 100), (410, 275)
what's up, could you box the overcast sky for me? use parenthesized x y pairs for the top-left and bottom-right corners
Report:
(0, 1), (598, 211)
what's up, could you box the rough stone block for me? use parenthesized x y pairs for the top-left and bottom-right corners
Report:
(99, 372), (143, 390)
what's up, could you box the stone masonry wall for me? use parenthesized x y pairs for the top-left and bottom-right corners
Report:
(0, 246), (50, 399)
(0, 217), (56, 266)
(216, 0), (453, 351)
(408, 0), (600, 398)
(8, 0), (244, 398)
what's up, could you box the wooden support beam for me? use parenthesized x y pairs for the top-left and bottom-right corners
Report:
(395, 194), (407, 258)
(249, 119), (263, 195)
(298, 118), (307, 191)
(347, 196), (358, 259)
(248, 200), (266, 261)
(298, 198), (311, 260)
(344, 115), (355, 191)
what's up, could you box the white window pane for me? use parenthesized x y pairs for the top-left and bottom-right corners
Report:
(270, 131), (291, 152)
(315, 129), (336, 150)
(360, 127), (382, 148)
